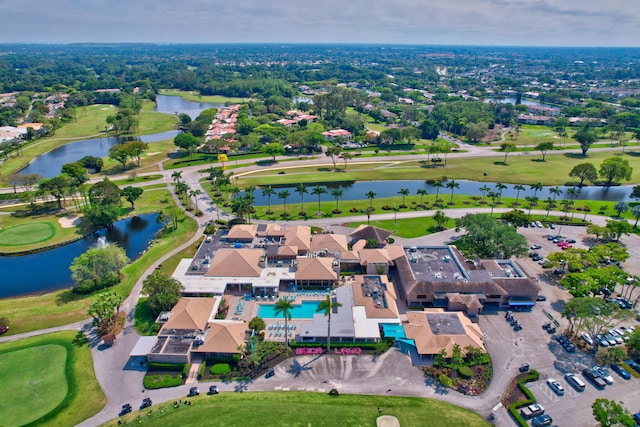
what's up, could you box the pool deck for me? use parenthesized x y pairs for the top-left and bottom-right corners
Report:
(224, 290), (330, 343)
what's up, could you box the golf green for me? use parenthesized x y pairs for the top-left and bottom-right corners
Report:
(0, 344), (68, 426)
(0, 222), (55, 246)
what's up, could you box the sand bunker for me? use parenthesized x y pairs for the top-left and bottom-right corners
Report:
(58, 214), (81, 228)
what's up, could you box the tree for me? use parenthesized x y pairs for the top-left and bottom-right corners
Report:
(535, 141), (554, 161)
(218, 153), (228, 169)
(231, 193), (254, 223)
(499, 142), (516, 164)
(550, 186), (562, 203)
(433, 210), (448, 230)
(598, 347), (627, 365)
(189, 188), (202, 214)
(599, 156), (633, 187)
(248, 317), (266, 335)
(419, 117), (440, 140)
(487, 191), (499, 215)
(316, 294), (343, 351)
(311, 185), (327, 213)
(262, 186), (275, 213)
(446, 180), (459, 204)
(631, 205), (640, 227)
(501, 209), (531, 228)
(331, 189), (343, 212)
(277, 190), (290, 215)
(631, 185), (640, 200)
(614, 202), (629, 218)
(262, 142), (285, 161)
(398, 188), (410, 207)
(294, 183), (307, 213)
(174, 132), (199, 151)
(479, 185), (491, 203)
(88, 291), (124, 335)
(121, 186), (143, 208)
(80, 155), (104, 172)
(464, 121), (488, 143)
(38, 174), (70, 209)
(525, 196), (538, 215)
(494, 182), (507, 203)
(433, 181), (443, 203)
(592, 399), (635, 427)
(326, 146), (342, 170)
(171, 170), (183, 183)
(365, 206), (374, 225)
(108, 144), (130, 168)
(273, 297), (294, 348)
(70, 245), (129, 294)
(530, 182), (543, 198)
(455, 213), (528, 258)
(416, 188), (428, 205)
(123, 141), (148, 166)
(341, 152), (353, 169)
(569, 163), (598, 186)
(513, 185), (525, 205)
(365, 190), (376, 208)
(142, 271), (184, 316)
(605, 219), (633, 241)
(61, 162), (88, 187)
(85, 203), (121, 230)
(573, 125), (598, 155)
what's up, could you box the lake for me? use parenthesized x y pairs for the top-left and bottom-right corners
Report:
(487, 97), (558, 109)
(0, 213), (163, 298)
(154, 94), (225, 119)
(249, 180), (635, 206)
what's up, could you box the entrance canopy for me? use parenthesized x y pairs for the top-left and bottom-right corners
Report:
(129, 336), (156, 357)
(508, 300), (535, 306)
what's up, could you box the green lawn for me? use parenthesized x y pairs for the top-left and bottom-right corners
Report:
(158, 89), (251, 104)
(0, 332), (106, 426)
(349, 216), (457, 239)
(0, 345), (68, 426)
(101, 391), (489, 427)
(0, 222), (54, 246)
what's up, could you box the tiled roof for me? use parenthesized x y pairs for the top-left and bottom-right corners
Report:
(160, 297), (217, 333)
(204, 249), (263, 277)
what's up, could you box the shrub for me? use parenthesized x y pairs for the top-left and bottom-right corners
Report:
(147, 362), (186, 372)
(458, 366), (473, 378)
(210, 363), (231, 375)
(439, 373), (453, 387)
(198, 362), (206, 379)
(387, 237), (395, 244)
(143, 374), (182, 389)
(329, 388), (340, 396)
(182, 363), (190, 378)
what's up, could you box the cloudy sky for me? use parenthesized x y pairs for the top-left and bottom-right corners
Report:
(1, 0), (638, 47)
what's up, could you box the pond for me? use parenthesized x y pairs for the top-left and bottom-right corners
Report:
(154, 94), (225, 119)
(20, 130), (179, 178)
(487, 97), (558, 110)
(249, 180), (635, 206)
(0, 213), (163, 298)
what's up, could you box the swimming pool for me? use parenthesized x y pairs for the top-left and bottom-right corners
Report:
(257, 300), (321, 319)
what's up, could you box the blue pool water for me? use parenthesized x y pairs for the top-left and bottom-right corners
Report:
(257, 301), (321, 319)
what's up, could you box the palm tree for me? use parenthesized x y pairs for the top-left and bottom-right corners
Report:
(262, 186), (275, 213)
(365, 206), (374, 224)
(488, 191), (499, 216)
(189, 188), (202, 214)
(583, 205), (592, 222)
(398, 188), (410, 207)
(392, 204), (400, 224)
(433, 181), (443, 203)
(366, 190), (376, 208)
(530, 182), (543, 198)
(446, 180), (459, 204)
(550, 186), (562, 203)
(331, 189), (343, 211)
(433, 209), (448, 230)
(316, 294), (342, 352)
(311, 185), (327, 213)
(277, 190), (290, 215)
(175, 182), (189, 206)
(631, 205), (640, 227)
(479, 185), (491, 203)
(342, 152), (354, 169)
(273, 297), (294, 349)
(171, 170), (183, 183)
(416, 188), (428, 205)
(294, 183), (307, 213)
(495, 182), (507, 204)
(513, 184), (525, 205)
(525, 196), (538, 215)
(567, 187), (580, 220)
(231, 195), (252, 223)
(544, 197), (554, 218)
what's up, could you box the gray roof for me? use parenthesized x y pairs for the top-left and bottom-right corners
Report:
(298, 286), (355, 339)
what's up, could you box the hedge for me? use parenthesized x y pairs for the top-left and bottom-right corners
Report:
(439, 373), (453, 387)
(458, 366), (473, 378)
(147, 362), (187, 372)
(198, 362), (207, 379)
(210, 363), (231, 375)
(182, 363), (190, 378)
(143, 374), (182, 389)
(507, 370), (540, 427)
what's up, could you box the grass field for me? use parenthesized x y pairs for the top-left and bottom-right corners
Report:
(159, 89), (251, 104)
(0, 331), (106, 426)
(0, 344), (68, 426)
(101, 391), (489, 427)
(0, 222), (54, 246)
(349, 216), (457, 238)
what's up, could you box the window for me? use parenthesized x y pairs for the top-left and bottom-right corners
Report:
(417, 294), (427, 299)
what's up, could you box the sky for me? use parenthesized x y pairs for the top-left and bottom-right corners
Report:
(1, 0), (639, 47)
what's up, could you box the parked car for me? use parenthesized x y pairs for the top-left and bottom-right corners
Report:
(535, 221), (543, 228)
(532, 255), (544, 261)
(141, 398), (152, 409)
(532, 414), (553, 427)
(536, 295), (547, 302)
(530, 244), (542, 249)
(265, 368), (275, 378)
(610, 364), (631, 380)
(625, 360), (640, 375)
(548, 223), (556, 229)
(520, 403), (545, 418)
(546, 378), (565, 396)
(581, 332), (594, 346)
(208, 385), (219, 395)
(120, 403), (132, 416)
(529, 252), (540, 258)
(582, 368), (607, 388)
(592, 366), (614, 385)
(547, 235), (557, 240)
(188, 386), (200, 396)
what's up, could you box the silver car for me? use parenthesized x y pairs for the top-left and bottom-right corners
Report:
(593, 366), (614, 385)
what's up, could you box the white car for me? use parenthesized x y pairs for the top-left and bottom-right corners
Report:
(593, 366), (614, 385)
(580, 332), (594, 346)
(546, 378), (565, 396)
